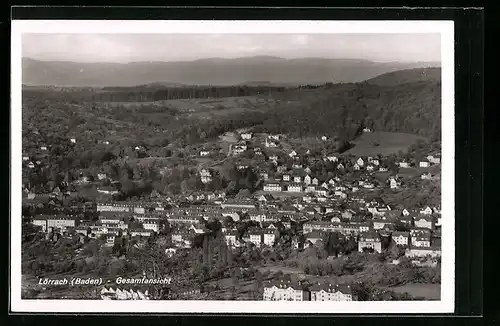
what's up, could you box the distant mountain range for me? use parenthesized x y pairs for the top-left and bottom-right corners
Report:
(365, 67), (442, 86)
(22, 57), (441, 87)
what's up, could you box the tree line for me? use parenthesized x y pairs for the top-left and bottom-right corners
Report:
(22, 85), (289, 103)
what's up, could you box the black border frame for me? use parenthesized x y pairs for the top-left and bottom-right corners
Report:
(7, 5), (484, 324)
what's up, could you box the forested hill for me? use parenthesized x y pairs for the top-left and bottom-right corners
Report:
(365, 67), (441, 86)
(22, 57), (440, 87)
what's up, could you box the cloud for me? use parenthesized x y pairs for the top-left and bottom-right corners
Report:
(291, 35), (309, 46)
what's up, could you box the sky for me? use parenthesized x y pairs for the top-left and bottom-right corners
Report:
(22, 33), (441, 63)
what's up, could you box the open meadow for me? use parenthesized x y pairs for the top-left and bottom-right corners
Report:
(344, 131), (427, 156)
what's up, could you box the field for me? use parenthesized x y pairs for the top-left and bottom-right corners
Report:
(106, 96), (285, 121)
(344, 131), (427, 156)
(160, 96), (281, 118)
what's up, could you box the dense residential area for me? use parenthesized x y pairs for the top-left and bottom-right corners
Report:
(21, 63), (442, 301)
(22, 126), (441, 301)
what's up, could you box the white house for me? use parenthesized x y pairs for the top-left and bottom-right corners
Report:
(240, 133), (253, 140)
(405, 247), (441, 258)
(287, 183), (302, 192)
(414, 216), (434, 229)
(410, 230), (432, 247)
(392, 232), (410, 246)
(248, 231), (263, 247)
(143, 220), (160, 233)
(356, 158), (364, 167)
(233, 144), (248, 155)
(305, 185), (316, 193)
(293, 176), (302, 183)
(421, 173), (434, 180)
(389, 177), (399, 189)
(263, 183), (282, 192)
(312, 177), (319, 185)
(372, 220), (387, 230)
(282, 174), (291, 182)
(200, 150), (210, 157)
(201, 175), (212, 184)
(224, 232), (238, 247)
(337, 163), (344, 170)
(321, 136), (328, 141)
(314, 187), (328, 197)
(263, 279), (309, 301)
(289, 150), (297, 158)
(326, 155), (338, 162)
(265, 138), (278, 148)
(263, 230), (276, 246)
(309, 283), (353, 301)
(402, 208), (412, 216)
(358, 232), (382, 253)
(304, 175), (312, 185)
(399, 162), (410, 168)
(427, 155), (441, 164)
(411, 235), (431, 248)
(419, 206), (433, 215)
(268, 135), (280, 141)
(353, 164), (360, 171)
(70, 138), (77, 144)
(32, 217), (48, 232)
(259, 171), (269, 180)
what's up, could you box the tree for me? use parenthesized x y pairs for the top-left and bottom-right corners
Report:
(236, 189), (251, 198)
(120, 177), (134, 195)
(225, 181), (237, 195)
(324, 232), (343, 256)
(394, 221), (410, 232)
(223, 216), (235, 228)
(344, 237), (358, 254)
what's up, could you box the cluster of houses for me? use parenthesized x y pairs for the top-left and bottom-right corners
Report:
(198, 131), (440, 192)
(263, 276), (354, 301)
(29, 192), (441, 263)
(25, 129), (443, 284)
(28, 188), (441, 257)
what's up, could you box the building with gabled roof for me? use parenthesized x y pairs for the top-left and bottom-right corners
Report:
(309, 282), (354, 301)
(263, 276), (310, 301)
(358, 231), (382, 253)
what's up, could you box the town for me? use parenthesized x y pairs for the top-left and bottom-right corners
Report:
(22, 126), (442, 301)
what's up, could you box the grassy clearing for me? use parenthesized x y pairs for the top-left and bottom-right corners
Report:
(389, 283), (440, 300)
(344, 131), (427, 156)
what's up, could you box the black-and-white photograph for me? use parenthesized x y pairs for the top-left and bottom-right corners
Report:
(11, 20), (455, 314)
